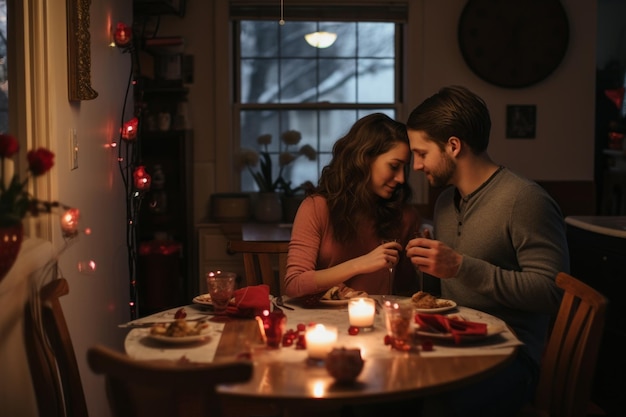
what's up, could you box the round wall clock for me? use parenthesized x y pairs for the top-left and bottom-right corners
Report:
(458, 0), (569, 88)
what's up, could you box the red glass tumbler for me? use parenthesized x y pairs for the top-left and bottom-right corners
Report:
(261, 309), (287, 349)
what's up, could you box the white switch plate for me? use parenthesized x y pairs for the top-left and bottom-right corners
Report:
(70, 128), (78, 170)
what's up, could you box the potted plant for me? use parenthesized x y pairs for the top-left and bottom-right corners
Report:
(238, 130), (316, 222)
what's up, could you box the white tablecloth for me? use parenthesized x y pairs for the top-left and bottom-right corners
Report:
(124, 297), (522, 364)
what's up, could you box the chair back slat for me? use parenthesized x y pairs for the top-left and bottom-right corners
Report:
(534, 272), (608, 417)
(227, 240), (289, 296)
(87, 344), (253, 417)
(24, 278), (89, 417)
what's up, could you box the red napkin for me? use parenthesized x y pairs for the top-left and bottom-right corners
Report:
(226, 285), (271, 318)
(415, 313), (487, 344)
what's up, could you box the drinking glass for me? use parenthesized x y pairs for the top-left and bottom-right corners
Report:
(383, 298), (414, 350)
(259, 309), (287, 349)
(380, 239), (400, 278)
(206, 271), (236, 317)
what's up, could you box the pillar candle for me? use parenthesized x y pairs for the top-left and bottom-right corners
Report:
(348, 297), (376, 328)
(305, 324), (337, 359)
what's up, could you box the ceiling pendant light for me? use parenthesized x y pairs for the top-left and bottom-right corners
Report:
(305, 31), (337, 48)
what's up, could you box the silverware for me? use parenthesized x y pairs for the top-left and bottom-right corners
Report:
(274, 295), (295, 311)
(118, 317), (210, 328)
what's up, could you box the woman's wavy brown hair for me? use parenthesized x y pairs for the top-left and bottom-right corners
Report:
(315, 113), (413, 243)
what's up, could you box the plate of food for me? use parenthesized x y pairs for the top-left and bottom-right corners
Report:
(147, 319), (211, 345)
(416, 322), (506, 341)
(319, 286), (368, 305)
(411, 291), (457, 313)
(192, 293), (213, 306)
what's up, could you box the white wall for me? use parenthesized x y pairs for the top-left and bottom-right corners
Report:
(3, 1), (134, 416)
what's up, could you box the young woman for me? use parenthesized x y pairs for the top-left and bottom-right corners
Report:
(284, 113), (422, 298)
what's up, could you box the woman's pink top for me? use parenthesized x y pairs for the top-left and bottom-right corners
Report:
(284, 195), (421, 297)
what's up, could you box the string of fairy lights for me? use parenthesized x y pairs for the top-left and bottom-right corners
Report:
(112, 22), (150, 320)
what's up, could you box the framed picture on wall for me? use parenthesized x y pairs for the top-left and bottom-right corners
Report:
(67, 0), (98, 101)
(506, 105), (536, 139)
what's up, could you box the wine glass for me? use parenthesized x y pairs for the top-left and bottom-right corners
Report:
(380, 239), (400, 278)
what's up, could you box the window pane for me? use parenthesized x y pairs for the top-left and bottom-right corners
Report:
(241, 58), (279, 103)
(318, 58), (357, 102)
(357, 58), (395, 103)
(280, 58), (318, 103)
(358, 23), (395, 57)
(241, 21), (279, 58)
(280, 21), (316, 58)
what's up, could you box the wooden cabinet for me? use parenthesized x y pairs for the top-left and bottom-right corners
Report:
(136, 130), (193, 315)
(133, 2), (193, 315)
(134, 0), (186, 16)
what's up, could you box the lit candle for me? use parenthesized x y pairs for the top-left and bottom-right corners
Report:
(348, 297), (376, 328)
(305, 324), (337, 359)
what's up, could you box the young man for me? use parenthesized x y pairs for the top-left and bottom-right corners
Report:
(405, 85), (569, 417)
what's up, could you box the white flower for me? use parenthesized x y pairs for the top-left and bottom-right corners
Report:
(281, 130), (302, 145)
(238, 130), (317, 194)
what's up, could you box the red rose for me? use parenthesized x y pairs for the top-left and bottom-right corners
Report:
(0, 134), (19, 158)
(27, 148), (55, 176)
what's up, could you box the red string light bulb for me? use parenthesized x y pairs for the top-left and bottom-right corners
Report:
(121, 117), (139, 141)
(133, 166), (151, 191)
(113, 22), (132, 48)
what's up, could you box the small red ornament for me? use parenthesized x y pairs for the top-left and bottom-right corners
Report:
(114, 22), (132, 48)
(348, 326), (360, 335)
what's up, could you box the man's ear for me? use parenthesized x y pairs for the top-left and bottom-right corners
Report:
(446, 136), (462, 156)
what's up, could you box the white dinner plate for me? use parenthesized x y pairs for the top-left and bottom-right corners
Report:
(319, 298), (350, 306)
(192, 293), (213, 306)
(147, 328), (212, 345)
(414, 299), (457, 314)
(416, 322), (506, 341)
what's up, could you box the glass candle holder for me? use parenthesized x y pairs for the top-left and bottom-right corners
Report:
(259, 309), (286, 349)
(305, 324), (337, 362)
(348, 297), (376, 330)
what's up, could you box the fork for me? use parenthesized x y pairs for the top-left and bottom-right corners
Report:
(274, 295), (295, 311)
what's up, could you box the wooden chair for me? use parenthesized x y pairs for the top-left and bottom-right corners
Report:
(518, 272), (608, 417)
(23, 277), (89, 417)
(87, 344), (253, 417)
(227, 240), (289, 296)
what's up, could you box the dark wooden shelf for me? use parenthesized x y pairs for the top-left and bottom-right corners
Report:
(134, 0), (186, 17)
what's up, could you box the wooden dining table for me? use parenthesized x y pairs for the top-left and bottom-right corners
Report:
(123, 296), (521, 414)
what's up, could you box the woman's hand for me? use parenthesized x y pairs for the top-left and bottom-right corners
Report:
(355, 240), (402, 274)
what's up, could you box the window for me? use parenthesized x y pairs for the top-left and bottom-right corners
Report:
(233, 4), (406, 192)
(0, 0), (8, 133)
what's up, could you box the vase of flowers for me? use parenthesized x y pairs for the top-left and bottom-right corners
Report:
(0, 133), (77, 282)
(239, 130), (316, 223)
